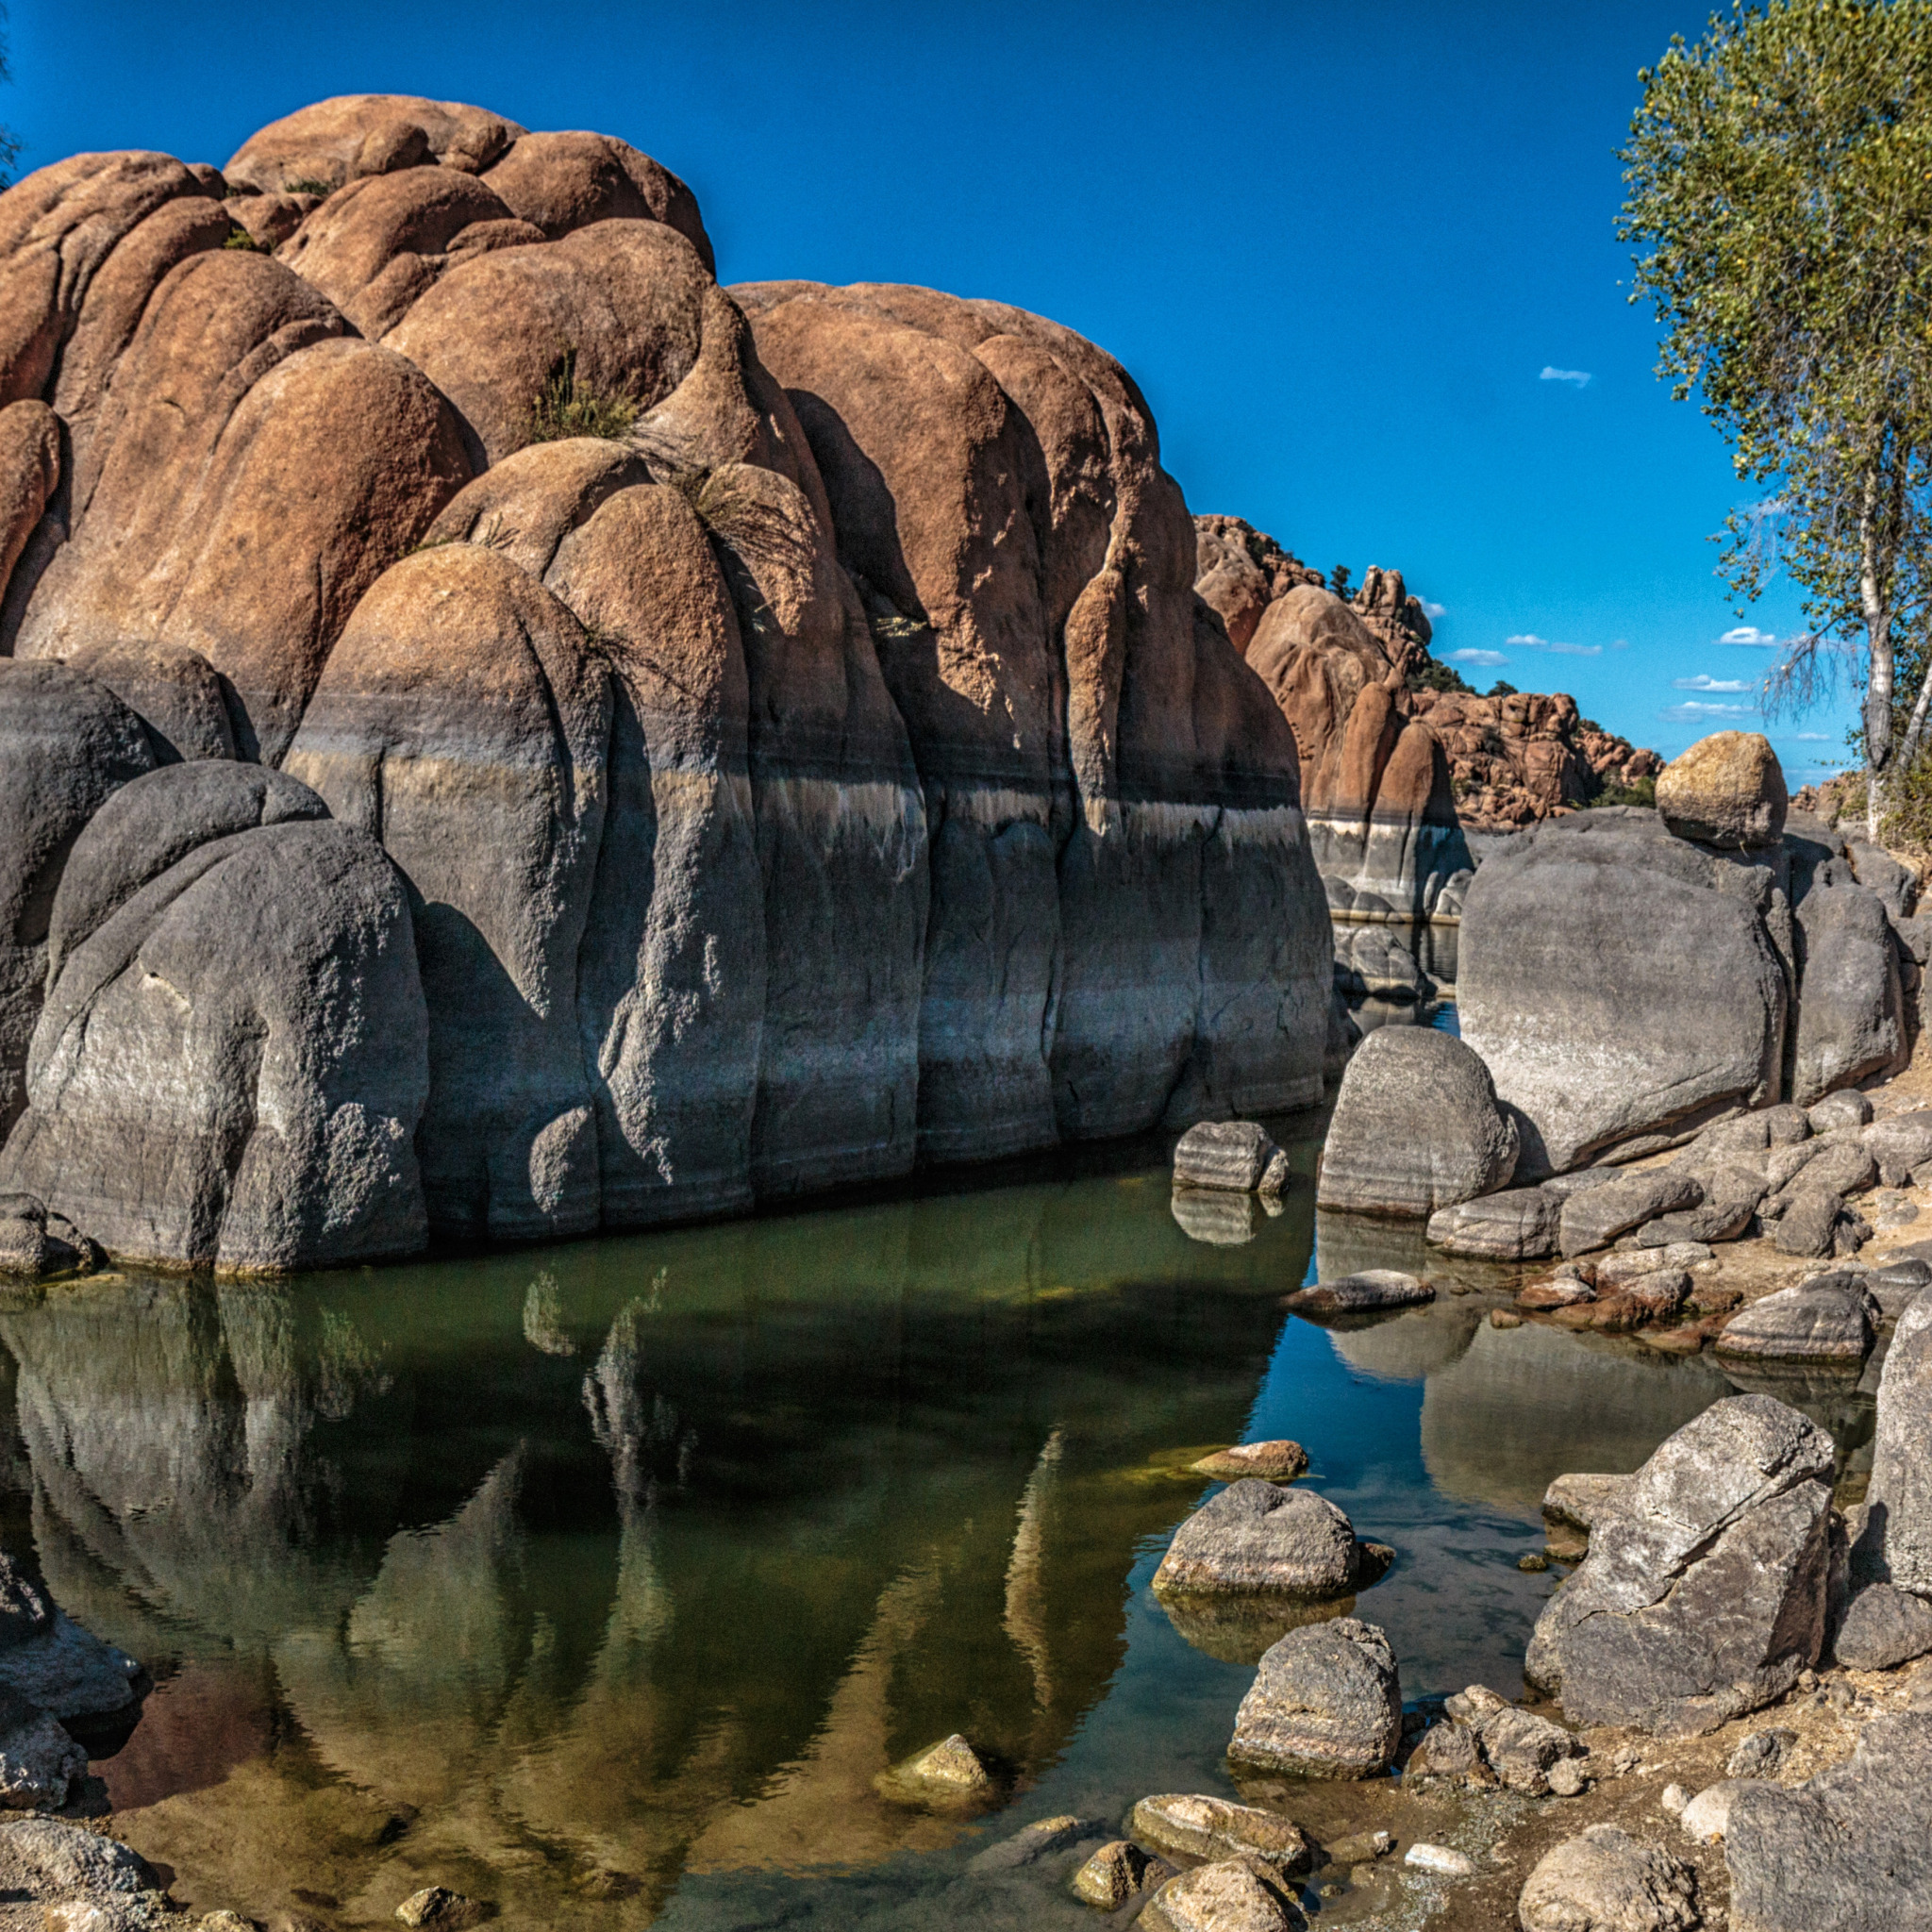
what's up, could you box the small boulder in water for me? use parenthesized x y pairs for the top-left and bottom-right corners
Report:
(1071, 1840), (1171, 1908)
(1173, 1121), (1289, 1193)
(0, 1685), (85, 1811)
(875, 1732), (997, 1807)
(1126, 1792), (1314, 1872)
(1226, 1617), (1403, 1779)
(1191, 1441), (1307, 1483)
(1281, 1271), (1433, 1318)
(1153, 1481), (1367, 1599)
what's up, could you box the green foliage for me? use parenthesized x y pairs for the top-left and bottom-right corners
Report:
(283, 177), (337, 198)
(1487, 679), (1519, 698)
(1407, 657), (1474, 695)
(223, 226), (266, 252)
(1879, 749), (1932, 847)
(1329, 564), (1354, 600)
(526, 348), (640, 443)
(1584, 774), (1658, 809)
(1620, 1), (1932, 807)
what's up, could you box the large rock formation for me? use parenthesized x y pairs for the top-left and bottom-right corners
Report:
(0, 97), (1333, 1267)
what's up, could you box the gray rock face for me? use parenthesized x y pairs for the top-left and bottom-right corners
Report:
(1715, 1279), (1876, 1364)
(0, 1684), (84, 1810)
(1864, 1112), (1932, 1187)
(1560, 1172), (1706, 1258)
(1633, 1158), (1766, 1246)
(0, 1817), (156, 1895)
(1152, 1481), (1363, 1598)
(1848, 837), (1919, 920)
(1316, 1027), (1517, 1216)
(1226, 1617), (1403, 1779)
(1726, 1728), (1795, 1779)
(1771, 1185), (1847, 1259)
(1173, 1120), (1288, 1193)
(64, 637), (239, 763)
(1864, 1255), (1932, 1320)
(1425, 1186), (1558, 1259)
(1791, 882), (1907, 1105)
(1724, 1711), (1932, 1932)
(0, 661), (156, 1142)
(1519, 1825), (1700, 1932)
(1459, 810), (1789, 1174)
(1808, 1089), (1874, 1136)
(0, 772), (430, 1271)
(0, 1609), (142, 1724)
(1833, 1582), (1932, 1671)
(1281, 1271), (1434, 1317)
(1525, 1395), (1834, 1733)
(1865, 1291), (1932, 1593)
(1431, 1683), (1582, 1796)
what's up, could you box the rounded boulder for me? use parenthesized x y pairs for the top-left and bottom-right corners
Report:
(1655, 730), (1787, 850)
(1318, 1026), (1518, 1217)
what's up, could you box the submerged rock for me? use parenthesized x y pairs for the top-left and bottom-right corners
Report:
(1191, 1441), (1308, 1483)
(1225, 1617), (1402, 1779)
(1126, 1793), (1314, 1873)
(1153, 1481), (1367, 1599)
(1517, 1825), (1699, 1932)
(1071, 1839), (1171, 1908)
(875, 1732), (997, 1806)
(1526, 1396), (1833, 1733)
(1316, 1028), (1517, 1217)
(1281, 1271), (1434, 1317)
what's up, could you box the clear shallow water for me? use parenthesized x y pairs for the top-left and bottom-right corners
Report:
(0, 1115), (1859, 1928)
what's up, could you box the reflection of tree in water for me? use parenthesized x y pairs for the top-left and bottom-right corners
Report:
(520, 1274), (575, 1359)
(582, 1288), (696, 1510)
(1003, 1427), (1064, 1712)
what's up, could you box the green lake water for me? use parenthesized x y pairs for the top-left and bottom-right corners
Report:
(0, 1102), (1873, 1928)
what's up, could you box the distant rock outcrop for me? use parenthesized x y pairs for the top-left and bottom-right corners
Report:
(0, 97), (1333, 1269)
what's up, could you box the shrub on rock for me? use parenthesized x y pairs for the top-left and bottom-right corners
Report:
(1316, 1027), (1517, 1217)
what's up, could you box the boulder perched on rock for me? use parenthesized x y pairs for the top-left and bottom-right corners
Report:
(1655, 731), (1787, 850)
(1152, 1481), (1369, 1599)
(1724, 1712), (1932, 1932)
(1525, 1395), (1834, 1732)
(1459, 809), (1788, 1174)
(1316, 1027), (1517, 1217)
(1226, 1617), (1402, 1779)
(1281, 1271), (1434, 1317)
(1518, 1825), (1700, 1932)
(1174, 1120), (1289, 1193)
(1863, 1289), (1932, 1593)
(1715, 1277), (1875, 1364)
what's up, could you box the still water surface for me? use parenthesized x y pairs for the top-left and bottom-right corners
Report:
(0, 1108), (1860, 1927)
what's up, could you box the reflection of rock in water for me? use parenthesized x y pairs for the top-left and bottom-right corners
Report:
(1317, 1298), (1486, 1382)
(1314, 1207), (1516, 1299)
(1172, 1189), (1261, 1246)
(1004, 1429), (1064, 1710)
(1157, 1591), (1354, 1667)
(521, 1274), (575, 1357)
(1420, 1319), (1736, 1511)
(1718, 1360), (1874, 1484)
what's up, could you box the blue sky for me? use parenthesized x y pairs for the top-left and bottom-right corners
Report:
(10, 0), (1853, 778)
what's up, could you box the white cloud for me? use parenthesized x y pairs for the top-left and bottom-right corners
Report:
(1610, 639), (1630, 651)
(1423, 600), (1447, 619)
(1674, 674), (1755, 693)
(1658, 699), (1756, 724)
(1541, 366), (1591, 387)
(1719, 625), (1778, 646)
(1450, 648), (1507, 668)
(1506, 632), (1600, 656)
(1782, 731), (1831, 742)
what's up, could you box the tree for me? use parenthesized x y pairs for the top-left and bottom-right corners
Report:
(1621, 0), (1932, 833)
(0, 7), (17, 189)
(1329, 563), (1353, 601)
(1486, 680), (1519, 698)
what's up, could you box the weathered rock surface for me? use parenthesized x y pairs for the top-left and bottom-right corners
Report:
(1655, 731), (1787, 850)
(1724, 1711), (1932, 1932)
(1191, 1441), (1308, 1482)
(1770, 1183), (1852, 1259)
(1153, 1481), (1364, 1598)
(1141, 1857), (1302, 1932)
(1864, 1112), (1932, 1187)
(1790, 881), (1907, 1105)
(1439, 1683), (1583, 1796)
(1864, 1289), (1932, 1593)
(0, 101), (1339, 1266)
(1226, 1617), (1402, 1778)
(1832, 1581), (1932, 1670)
(1459, 808), (1789, 1174)
(0, 1817), (156, 1896)
(1427, 1186), (1559, 1260)
(1281, 1270), (1434, 1317)
(1174, 1120), (1289, 1193)
(0, 1684), (84, 1810)
(1317, 1027), (1516, 1216)
(1526, 1396), (1834, 1732)
(1126, 1793), (1314, 1873)
(1518, 1825), (1700, 1932)
(1071, 1839), (1168, 1908)
(1560, 1172), (1706, 1259)
(0, 765), (429, 1270)
(1717, 1277), (1875, 1362)
(1542, 1473), (1638, 1531)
